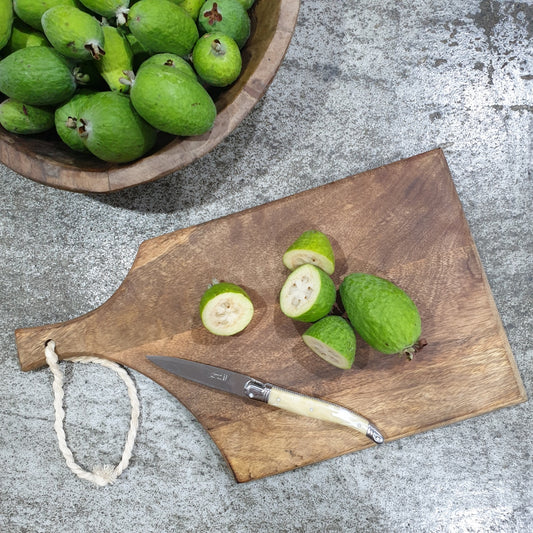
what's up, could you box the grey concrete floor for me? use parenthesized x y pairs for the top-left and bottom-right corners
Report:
(1, 0), (532, 531)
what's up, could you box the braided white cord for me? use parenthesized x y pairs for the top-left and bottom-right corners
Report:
(44, 340), (140, 486)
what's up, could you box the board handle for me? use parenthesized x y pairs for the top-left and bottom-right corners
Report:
(15, 312), (105, 371)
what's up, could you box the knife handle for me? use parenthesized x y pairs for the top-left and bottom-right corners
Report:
(266, 385), (384, 444)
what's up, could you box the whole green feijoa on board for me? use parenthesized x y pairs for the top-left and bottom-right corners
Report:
(302, 316), (356, 369)
(198, 0), (250, 49)
(54, 90), (94, 152)
(130, 64), (216, 136)
(0, 98), (54, 134)
(192, 32), (241, 87)
(0, 47), (77, 106)
(339, 273), (426, 360)
(199, 280), (254, 336)
(283, 230), (335, 275)
(77, 91), (157, 163)
(0, 0), (14, 52)
(42, 6), (105, 60)
(13, 0), (79, 31)
(279, 264), (336, 322)
(128, 0), (199, 57)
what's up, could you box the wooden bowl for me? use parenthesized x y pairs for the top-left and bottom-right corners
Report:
(0, 0), (300, 193)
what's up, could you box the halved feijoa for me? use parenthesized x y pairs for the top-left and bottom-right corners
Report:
(279, 264), (336, 322)
(282, 229), (335, 275)
(200, 281), (254, 336)
(302, 316), (356, 369)
(339, 273), (426, 359)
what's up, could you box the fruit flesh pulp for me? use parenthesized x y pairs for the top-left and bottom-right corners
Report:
(199, 282), (254, 336)
(279, 264), (336, 322)
(282, 230), (335, 275)
(302, 316), (356, 369)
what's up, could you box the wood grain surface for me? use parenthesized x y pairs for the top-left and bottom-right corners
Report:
(0, 0), (300, 193)
(15, 149), (527, 482)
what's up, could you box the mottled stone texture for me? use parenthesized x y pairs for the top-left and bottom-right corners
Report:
(0, 0), (531, 531)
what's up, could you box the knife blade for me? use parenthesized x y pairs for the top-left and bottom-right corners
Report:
(147, 355), (384, 445)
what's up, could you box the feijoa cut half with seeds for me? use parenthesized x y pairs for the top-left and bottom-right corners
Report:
(279, 264), (336, 322)
(200, 281), (254, 336)
(283, 229), (335, 275)
(302, 316), (356, 369)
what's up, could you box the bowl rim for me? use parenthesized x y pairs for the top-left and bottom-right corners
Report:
(0, 0), (301, 193)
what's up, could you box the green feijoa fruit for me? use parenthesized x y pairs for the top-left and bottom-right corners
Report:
(130, 64), (216, 136)
(192, 32), (241, 87)
(128, 0), (199, 57)
(198, 0), (250, 49)
(125, 32), (151, 69)
(235, 0), (254, 9)
(138, 52), (197, 81)
(78, 0), (130, 25)
(96, 26), (133, 92)
(0, 98), (54, 134)
(125, 31), (148, 56)
(13, 0), (79, 32)
(339, 273), (426, 359)
(279, 264), (336, 322)
(283, 230), (335, 275)
(42, 6), (105, 60)
(0, 47), (76, 105)
(77, 91), (157, 163)
(54, 90), (94, 152)
(5, 19), (50, 54)
(176, 0), (204, 19)
(302, 316), (356, 369)
(199, 281), (254, 336)
(0, 0), (14, 51)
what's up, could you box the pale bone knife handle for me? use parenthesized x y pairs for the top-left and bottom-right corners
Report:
(265, 385), (384, 444)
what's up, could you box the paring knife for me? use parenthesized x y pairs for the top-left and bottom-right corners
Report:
(147, 355), (384, 445)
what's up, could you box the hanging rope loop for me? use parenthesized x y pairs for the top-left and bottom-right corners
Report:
(44, 340), (140, 486)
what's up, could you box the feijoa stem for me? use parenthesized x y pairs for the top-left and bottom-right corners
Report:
(402, 338), (428, 361)
(85, 42), (105, 60)
(211, 39), (225, 55)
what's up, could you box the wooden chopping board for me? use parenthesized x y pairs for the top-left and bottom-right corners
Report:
(15, 149), (527, 482)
